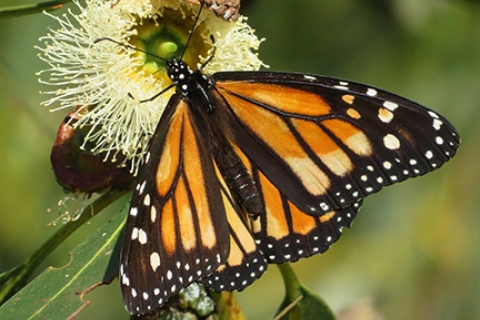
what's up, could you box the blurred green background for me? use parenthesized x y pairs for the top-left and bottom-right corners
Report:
(0, 0), (478, 319)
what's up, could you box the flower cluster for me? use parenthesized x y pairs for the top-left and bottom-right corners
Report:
(37, 0), (265, 175)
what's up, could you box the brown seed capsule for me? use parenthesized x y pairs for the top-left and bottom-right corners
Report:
(51, 106), (134, 194)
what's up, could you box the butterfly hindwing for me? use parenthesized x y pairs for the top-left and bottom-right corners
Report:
(212, 71), (460, 216)
(120, 95), (230, 314)
(251, 167), (362, 264)
(200, 163), (267, 291)
(224, 142), (362, 264)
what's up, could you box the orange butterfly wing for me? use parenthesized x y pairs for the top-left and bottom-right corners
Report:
(120, 97), (231, 314)
(213, 72), (459, 216)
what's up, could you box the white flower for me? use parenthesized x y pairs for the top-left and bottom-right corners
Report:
(37, 0), (265, 175)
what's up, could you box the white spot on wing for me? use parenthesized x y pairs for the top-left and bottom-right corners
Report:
(383, 101), (399, 111)
(433, 119), (443, 130)
(367, 88), (378, 96)
(383, 161), (392, 170)
(383, 134), (400, 150)
(150, 252), (161, 271)
(139, 181), (146, 195)
(150, 206), (157, 223)
(138, 228), (148, 245)
(131, 227), (139, 240)
(303, 75), (316, 81)
(130, 207), (138, 217)
(143, 194), (151, 206)
(378, 108), (394, 123)
(121, 274), (130, 286)
(145, 152), (151, 164)
(428, 111), (439, 118)
(320, 202), (329, 211)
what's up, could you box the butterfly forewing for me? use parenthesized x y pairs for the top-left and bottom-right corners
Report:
(213, 71), (460, 216)
(120, 96), (230, 314)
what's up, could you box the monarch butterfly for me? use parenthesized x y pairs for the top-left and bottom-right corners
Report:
(112, 5), (460, 316)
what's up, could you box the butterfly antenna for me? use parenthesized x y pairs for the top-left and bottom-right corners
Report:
(139, 83), (176, 103)
(179, 0), (206, 60)
(94, 37), (169, 63)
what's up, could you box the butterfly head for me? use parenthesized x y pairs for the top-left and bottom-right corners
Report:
(167, 58), (193, 96)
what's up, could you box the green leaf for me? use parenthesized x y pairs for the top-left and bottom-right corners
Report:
(0, 0), (72, 18)
(0, 205), (127, 319)
(0, 191), (127, 305)
(275, 263), (336, 320)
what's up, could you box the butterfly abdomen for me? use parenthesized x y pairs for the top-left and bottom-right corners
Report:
(213, 143), (263, 219)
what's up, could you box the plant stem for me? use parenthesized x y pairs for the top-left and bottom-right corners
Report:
(0, 0), (73, 18)
(277, 263), (302, 301)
